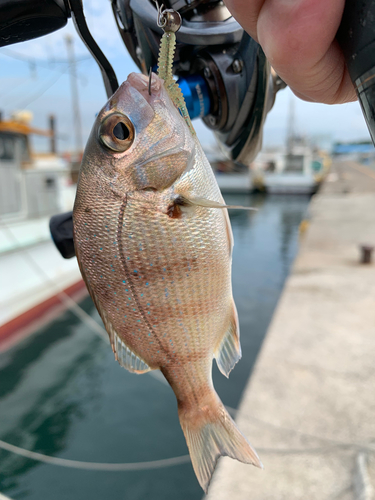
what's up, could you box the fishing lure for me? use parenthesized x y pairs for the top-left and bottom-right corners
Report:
(154, 2), (195, 135)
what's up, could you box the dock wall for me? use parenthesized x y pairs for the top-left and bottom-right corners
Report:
(207, 160), (375, 500)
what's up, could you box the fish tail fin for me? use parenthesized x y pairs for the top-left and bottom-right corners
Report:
(178, 393), (262, 493)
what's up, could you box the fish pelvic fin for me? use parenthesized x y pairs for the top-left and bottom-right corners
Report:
(99, 305), (151, 374)
(178, 393), (262, 493)
(113, 330), (151, 374)
(214, 301), (241, 378)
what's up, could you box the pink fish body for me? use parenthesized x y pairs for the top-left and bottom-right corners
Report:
(73, 72), (261, 491)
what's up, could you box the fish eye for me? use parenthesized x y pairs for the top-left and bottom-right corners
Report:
(113, 122), (129, 141)
(99, 113), (134, 152)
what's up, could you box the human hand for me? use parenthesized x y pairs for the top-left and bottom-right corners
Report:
(224, 0), (357, 104)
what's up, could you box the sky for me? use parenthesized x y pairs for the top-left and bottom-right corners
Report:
(0, 0), (371, 156)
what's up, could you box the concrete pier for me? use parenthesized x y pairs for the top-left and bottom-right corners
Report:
(207, 160), (375, 500)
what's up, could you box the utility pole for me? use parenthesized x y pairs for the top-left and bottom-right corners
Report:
(65, 35), (83, 161)
(286, 96), (295, 155)
(49, 114), (56, 154)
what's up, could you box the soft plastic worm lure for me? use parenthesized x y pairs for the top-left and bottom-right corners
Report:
(154, 2), (195, 135)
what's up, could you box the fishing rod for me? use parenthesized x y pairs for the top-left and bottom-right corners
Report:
(0, 0), (374, 258)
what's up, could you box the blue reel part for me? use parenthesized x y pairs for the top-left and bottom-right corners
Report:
(178, 75), (211, 120)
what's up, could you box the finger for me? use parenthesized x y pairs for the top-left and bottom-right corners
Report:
(225, 0), (357, 104)
(224, 0), (264, 41)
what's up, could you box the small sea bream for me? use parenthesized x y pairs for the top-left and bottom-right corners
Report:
(73, 72), (261, 491)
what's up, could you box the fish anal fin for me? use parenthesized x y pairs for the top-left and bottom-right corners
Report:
(178, 393), (262, 493)
(214, 302), (241, 378)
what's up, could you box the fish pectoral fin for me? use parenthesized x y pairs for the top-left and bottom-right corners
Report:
(99, 305), (152, 374)
(181, 195), (257, 211)
(214, 301), (241, 378)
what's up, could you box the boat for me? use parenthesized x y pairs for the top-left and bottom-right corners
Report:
(251, 138), (329, 194)
(208, 137), (329, 195)
(0, 111), (85, 351)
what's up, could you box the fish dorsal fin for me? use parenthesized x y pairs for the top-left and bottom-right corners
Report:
(214, 301), (241, 378)
(98, 303), (151, 374)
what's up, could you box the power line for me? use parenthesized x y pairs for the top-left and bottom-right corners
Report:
(0, 47), (92, 70)
(2, 58), (92, 113)
(10, 70), (69, 110)
(0, 77), (33, 101)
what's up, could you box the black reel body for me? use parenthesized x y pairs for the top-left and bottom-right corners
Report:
(113, 0), (279, 164)
(0, 0), (70, 45)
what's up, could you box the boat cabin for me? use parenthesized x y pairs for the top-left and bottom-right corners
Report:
(0, 113), (69, 221)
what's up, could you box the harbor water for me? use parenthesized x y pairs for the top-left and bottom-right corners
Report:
(0, 193), (309, 500)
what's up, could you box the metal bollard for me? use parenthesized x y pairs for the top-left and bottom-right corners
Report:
(360, 245), (374, 264)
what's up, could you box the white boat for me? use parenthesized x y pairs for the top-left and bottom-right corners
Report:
(251, 139), (327, 194)
(208, 136), (328, 195)
(0, 112), (84, 351)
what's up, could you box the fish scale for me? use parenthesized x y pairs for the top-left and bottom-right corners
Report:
(73, 72), (261, 492)
(119, 200), (224, 364)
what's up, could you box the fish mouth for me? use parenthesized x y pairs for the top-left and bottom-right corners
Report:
(127, 72), (164, 103)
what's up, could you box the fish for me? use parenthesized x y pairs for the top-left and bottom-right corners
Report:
(73, 71), (262, 492)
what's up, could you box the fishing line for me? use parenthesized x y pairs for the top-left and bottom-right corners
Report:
(1, 228), (374, 469)
(0, 225), (237, 471)
(0, 439), (191, 470)
(0, 437), (374, 472)
(3, 58), (92, 111)
(3, 222), (365, 470)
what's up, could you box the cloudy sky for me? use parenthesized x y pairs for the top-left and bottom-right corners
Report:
(0, 0), (371, 155)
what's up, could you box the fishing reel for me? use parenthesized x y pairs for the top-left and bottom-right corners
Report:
(112, 0), (284, 165)
(1, 0), (375, 156)
(1, 0), (375, 259)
